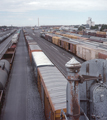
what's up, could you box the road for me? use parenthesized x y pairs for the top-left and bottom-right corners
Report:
(25, 28), (84, 77)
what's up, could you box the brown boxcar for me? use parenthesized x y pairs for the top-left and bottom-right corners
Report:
(98, 51), (107, 59)
(31, 52), (67, 119)
(48, 34), (53, 42)
(45, 34), (49, 40)
(37, 66), (67, 120)
(58, 38), (69, 50)
(68, 41), (78, 54)
(28, 44), (42, 62)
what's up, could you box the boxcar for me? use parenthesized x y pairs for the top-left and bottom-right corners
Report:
(98, 48), (107, 59)
(48, 34), (53, 42)
(31, 51), (67, 120)
(28, 45), (42, 62)
(58, 37), (69, 50)
(76, 44), (100, 60)
(32, 51), (54, 78)
(98, 52), (107, 59)
(45, 34), (49, 40)
(38, 66), (67, 120)
(52, 37), (60, 46)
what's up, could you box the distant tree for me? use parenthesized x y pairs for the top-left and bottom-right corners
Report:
(0, 26), (7, 29)
(91, 25), (98, 30)
(100, 24), (107, 31)
(74, 26), (78, 28)
(2, 26), (7, 28)
(78, 26), (85, 31)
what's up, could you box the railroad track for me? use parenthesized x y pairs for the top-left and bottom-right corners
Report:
(26, 29), (85, 77)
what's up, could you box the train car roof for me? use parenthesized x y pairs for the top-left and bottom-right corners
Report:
(29, 45), (41, 51)
(32, 51), (54, 67)
(25, 36), (33, 40)
(27, 41), (37, 45)
(38, 66), (67, 111)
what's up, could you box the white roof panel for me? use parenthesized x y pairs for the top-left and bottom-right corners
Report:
(32, 52), (54, 67)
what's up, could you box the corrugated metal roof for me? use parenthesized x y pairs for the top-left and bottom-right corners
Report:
(29, 45), (41, 51)
(28, 41), (37, 45)
(32, 52), (54, 67)
(39, 66), (67, 111)
(26, 36), (33, 40)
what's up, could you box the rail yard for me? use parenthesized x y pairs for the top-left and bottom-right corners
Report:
(0, 27), (107, 120)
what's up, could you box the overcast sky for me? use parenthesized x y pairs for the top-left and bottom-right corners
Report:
(0, 0), (107, 26)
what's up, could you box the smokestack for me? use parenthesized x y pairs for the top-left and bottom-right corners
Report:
(65, 57), (81, 120)
(38, 18), (39, 26)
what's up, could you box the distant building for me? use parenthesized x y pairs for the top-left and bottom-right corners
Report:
(60, 26), (78, 31)
(86, 17), (95, 28)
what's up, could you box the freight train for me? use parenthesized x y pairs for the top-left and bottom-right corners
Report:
(0, 30), (16, 43)
(23, 29), (67, 119)
(0, 29), (20, 111)
(79, 30), (107, 38)
(53, 31), (107, 43)
(40, 32), (107, 61)
(54, 29), (107, 38)
(23, 29), (107, 120)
